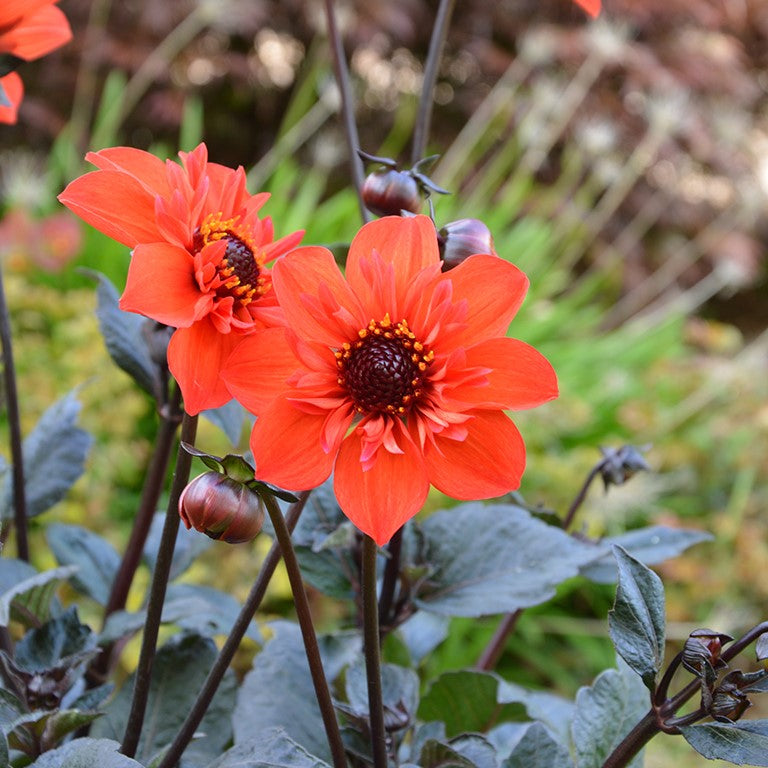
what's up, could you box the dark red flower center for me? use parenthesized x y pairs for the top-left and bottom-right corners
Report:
(193, 214), (266, 307)
(336, 315), (434, 415)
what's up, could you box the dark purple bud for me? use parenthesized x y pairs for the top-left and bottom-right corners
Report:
(710, 675), (752, 722)
(362, 168), (423, 217)
(682, 628), (733, 677)
(179, 472), (265, 544)
(599, 444), (651, 490)
(438, 218), (496, 271)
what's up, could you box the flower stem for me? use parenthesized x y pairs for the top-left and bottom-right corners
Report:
(323, 0), (370, 224)
(362, 535), (388, 768)
(410, 0), (457, 165)
(121, 411), (198, 760)
(378, 526), (402, 631)
(475, 609), (522, 671)
(0, 265), (29, 562)
(562, 461), (605, 531)
(157, 491), (311, 768)
(262, 492), (347, 768)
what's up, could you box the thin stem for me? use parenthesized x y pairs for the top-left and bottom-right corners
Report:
(262, 493), (347, 768)
(0, 264), (29, 562)
(653, 651), (683, 707)
(562, 462), (605, 531)
(121, 412), (198, 760)
(157, 491), (311, 768)
(410, 0), (457, 165)
(475, 610), (522, 671)
(362, 535), (387, 768)
(378, 527), (402, 631)
(322, 0), (370, 223)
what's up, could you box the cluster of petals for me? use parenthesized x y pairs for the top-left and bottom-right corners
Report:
(573, 0), (601, 17)
(0, 0), (72, 123)
(222, 215), (558, 546)
(58, 142), (303, 415)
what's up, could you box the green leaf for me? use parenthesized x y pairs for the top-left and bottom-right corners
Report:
(15, 607), (95, 672)
(85, 270), (160, 397)
(608, 546), (666, 691)
(418, 740), (477, 768)
(0, 565), (76, 627)
(233, 622), (337, 763)
(580, 526), (712, 583)
(345, 661), (419, 731)
(91, 633), (236, 766)
(418, 670), (524, 737)
(27, 738), (144, 767)
(0, 730), (8, 767)
(0, 393), (92, 519)
(10, 709), (103, 752)
(497, 680), (575, 746)
(414, 503), (600, 617)
(202, 400), (249, 446)
(143, 511), (212, 582)
(570, 664), (649, 768)
(447, 734), (498, 768)
(503, 722), (573, 768)
(100, 584), (261, 644)
(680, 720), (768, 765)
(397, 611), (450, 665)
(209, 727), (332, 768)
(46, 524), (120, 605)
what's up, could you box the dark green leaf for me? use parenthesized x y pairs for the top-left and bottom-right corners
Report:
(414, 503), (600, 617)
(86, 270), (160, 397)
(233, 621), (337, 763)
(0, 393), (92, 519)
(0, 687), (26, 731)
(39, 709), (104, 750)
(209, 727), (331, 768)
(202, 399), (249, 446)
(0, 566), (76, 627)
(486, 723), (531, 762)
(503, 722), (573, 768)
(15, 607), (95, 671)
(580, 526), (712, 583)
(0, 730), (7, 768)
(91, 633), (236, 766)
(397, 611), (450, 664)
(497, 680), (575, 746)
(448, 734), (498, 768)
(345, 661), (419, 731)
(418, 670), (524, 737)
(571, 664), (649, 768)
(46, 524), (120, 605)
(680, 720), (768, 766)
(143, 511), (211, 581)
(27, 738), (144, 767)
(608, 546), (665, 691)
(418, 740), (476, 768)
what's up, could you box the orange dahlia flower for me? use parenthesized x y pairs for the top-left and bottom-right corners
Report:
(58, 143), (303, 415)
(573, 0), (600, 17)
(222, 215), (558, 546)
(0, 0), (72, 124)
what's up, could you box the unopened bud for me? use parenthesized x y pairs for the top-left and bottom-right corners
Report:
(599, 445), (651, 490)
(710, 675), (751, 723)
(362, 168), (423, 217)
(682, 628), (733, 678)
(438, 218), (495, 271)
(179, 472), (265, 544)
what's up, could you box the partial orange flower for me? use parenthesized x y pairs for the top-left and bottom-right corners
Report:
(58, 143), (303, 415)
(572, 0), (601, 17)
(222, 215), (558, 546)
(0, 0), (72, 124)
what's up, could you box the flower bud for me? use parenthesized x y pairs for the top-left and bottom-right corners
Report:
(179, 472), (265, 544)
(710, 674), (751, 723)
(438, 218), (495, 271)
(362, 168), (423, 217)
(682, 628), (732, 678)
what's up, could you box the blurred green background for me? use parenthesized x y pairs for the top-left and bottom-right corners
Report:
(1, 1), (767, 765)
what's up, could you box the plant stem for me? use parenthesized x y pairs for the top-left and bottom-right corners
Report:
(0, 265), (29, 562)
(410, 0), (457, 165)
(601, 710), (660, 768)
(362, 535), (388, 768)
(157, 491), (311, 768)
(121, 412), (198, 760)
(323, 0), (370, 223)
(475, 610), (522, 671)
(562, 461), (605, 531)
(378, 526), (402, 632)
(262, 492), (347, 768)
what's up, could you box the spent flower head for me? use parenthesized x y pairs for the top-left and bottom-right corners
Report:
(222, 215), (558, 545)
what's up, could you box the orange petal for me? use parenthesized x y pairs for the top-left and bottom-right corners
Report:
(443, 254), (529, 347)
(334, 425), (429, 546)
(119, 242), (207, 327)
(168, 319), (240, 416)
(1, 0), (55, 26)
(250, 397), (336, 490)
(572, 0), (600, 17)
(346, 215), (440, 313)
(424, 410), (526, 500)
(221, 328), (299, 414)
(58, 170), (163, 248)
(85, 146), (171, 199)
(272, 246), (365, 346)
(0, 4), (71, 60)
(0, 73), (23, 124)
(445, 337), (558, 410)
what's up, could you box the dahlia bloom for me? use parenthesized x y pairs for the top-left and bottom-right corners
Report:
(573, 0), (600, 17)
(58, 143), (303, 415)
(222, 215), (558, 546)
(0, 0), (72, 124)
